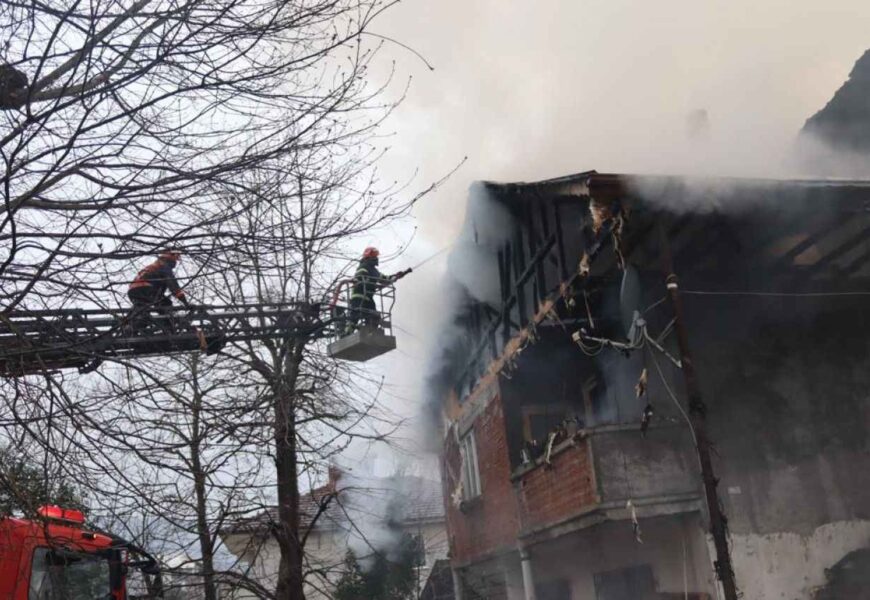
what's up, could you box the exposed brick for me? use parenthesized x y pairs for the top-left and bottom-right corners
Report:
(442, 393), (600, 564)
(516, 440), (597, 532)
(441, 394), (520, 564)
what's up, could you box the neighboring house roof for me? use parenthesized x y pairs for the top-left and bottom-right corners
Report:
(221, 482), (343, 536)
(222, 474), (444, 537)
(394, 476), (445, 525)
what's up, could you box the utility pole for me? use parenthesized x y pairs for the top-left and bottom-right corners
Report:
(660, 225), (739, 600)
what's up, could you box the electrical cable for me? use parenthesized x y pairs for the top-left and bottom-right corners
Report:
(656, 318), (676, 345)
(682, 289), (870, 298)
(643, 327), (682, 368)
(642, 296), (668, 314)
(648, 347), (698, 450)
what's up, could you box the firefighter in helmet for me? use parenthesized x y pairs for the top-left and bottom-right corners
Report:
(347, 247), (393, 331)
(128, 249), (191, 329)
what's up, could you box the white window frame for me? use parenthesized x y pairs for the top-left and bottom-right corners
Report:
(460, 429), (482, 499)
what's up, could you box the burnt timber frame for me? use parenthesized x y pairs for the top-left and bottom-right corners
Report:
(453, 171), (870, 403)
(454, 189), (587, 399)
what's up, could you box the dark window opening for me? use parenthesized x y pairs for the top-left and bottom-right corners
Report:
(536, 579), (571, 600)
(525, 408), (570, 444)
(593, 564), (655, 600)
(501, 334), (592, 469)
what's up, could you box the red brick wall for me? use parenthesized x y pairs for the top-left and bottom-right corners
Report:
(441, 397), (599, 565)
(442, 393), (520, 565)
(516, 439), (597, 532)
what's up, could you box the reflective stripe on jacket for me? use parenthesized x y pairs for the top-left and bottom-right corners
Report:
(129, 259), (185, 299)
(351, 258), (388, 300)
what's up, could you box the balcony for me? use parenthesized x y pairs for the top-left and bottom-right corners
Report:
(512, 423), (702, 544)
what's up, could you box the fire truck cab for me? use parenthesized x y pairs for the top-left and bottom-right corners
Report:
(0, 506), (151, 599)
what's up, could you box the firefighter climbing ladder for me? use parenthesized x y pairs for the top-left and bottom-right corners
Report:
(0, 283), (398, 377)
(0, 244), (453, 377)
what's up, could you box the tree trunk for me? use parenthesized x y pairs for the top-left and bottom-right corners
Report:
(273, 342), (305, 600)
(190, 378), (218, 600)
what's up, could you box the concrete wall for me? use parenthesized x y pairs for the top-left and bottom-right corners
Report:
(723, 519), (870, 600)
(461, 513), (716, 600)
(683, 296), (870, 599)
(536, 514), (715, 599)
(592, 425), (699, 503)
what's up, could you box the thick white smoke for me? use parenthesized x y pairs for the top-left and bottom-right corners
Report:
(335, 0), (870, 513)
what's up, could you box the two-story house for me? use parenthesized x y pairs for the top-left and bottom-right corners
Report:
(435, 172), (870, 600)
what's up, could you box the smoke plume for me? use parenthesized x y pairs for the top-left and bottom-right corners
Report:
(361, 0), (870, 473)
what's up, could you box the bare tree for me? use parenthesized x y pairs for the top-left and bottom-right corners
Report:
(2, 156), (418, 597)
(0, 0), (403, 312)
(82, 353), (272, 600)
(193, 166), (410, 598)
(76, 162), (419, 598)
(0, 3), (436, 599)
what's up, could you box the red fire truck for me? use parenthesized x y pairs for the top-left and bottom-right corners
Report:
(0, 505), (161, 599)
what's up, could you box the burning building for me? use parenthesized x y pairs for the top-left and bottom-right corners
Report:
(434, 172), (870, 600)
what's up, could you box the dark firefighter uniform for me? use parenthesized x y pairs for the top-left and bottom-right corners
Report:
(348, 247), (391, 330)
(128, 250), (189, 325)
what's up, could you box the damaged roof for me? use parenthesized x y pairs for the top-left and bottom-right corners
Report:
(483, 170), (870, 190)
(447, 169), (870, 401)
(483, 171), (870, 210)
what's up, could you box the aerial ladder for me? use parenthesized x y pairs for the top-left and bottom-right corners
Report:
(0, 281), (403, 377)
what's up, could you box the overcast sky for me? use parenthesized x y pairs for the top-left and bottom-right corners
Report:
(341, 0), (870, 475)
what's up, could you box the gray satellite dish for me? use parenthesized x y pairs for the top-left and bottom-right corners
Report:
(619, 264), (642, 336)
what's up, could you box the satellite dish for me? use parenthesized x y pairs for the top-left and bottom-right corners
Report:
(619, 264), (641, 336)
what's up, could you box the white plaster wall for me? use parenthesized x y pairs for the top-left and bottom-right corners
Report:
(220, 533), (280, 599)
(222, 521), (449, 599)
(719, 519), (870, 600)
(414, 521), (452, 594)
(463, 515), (870, 600)
(305, 521), (450, 599)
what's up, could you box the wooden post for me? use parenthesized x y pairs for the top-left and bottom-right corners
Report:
(660, 224), (739, 600)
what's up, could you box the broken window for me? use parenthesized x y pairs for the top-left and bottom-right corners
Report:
(499, 336), (591, 469)
(460, 430), (481, 499)
(523, 405), (570, 444)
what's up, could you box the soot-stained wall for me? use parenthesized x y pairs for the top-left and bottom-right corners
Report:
(683, 295), (870, 598)
(685, 297), (870, 535)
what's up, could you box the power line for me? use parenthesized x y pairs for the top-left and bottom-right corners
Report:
(682, 289), (870, 298)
